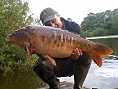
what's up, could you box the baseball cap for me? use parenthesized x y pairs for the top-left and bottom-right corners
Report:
(40, 7), (57, 24)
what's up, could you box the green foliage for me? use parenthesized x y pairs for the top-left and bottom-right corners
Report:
(0, 0), (40, 74)
(81, 8), (118, 37)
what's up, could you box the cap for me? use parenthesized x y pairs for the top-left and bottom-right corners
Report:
(40, 7), (57, 24)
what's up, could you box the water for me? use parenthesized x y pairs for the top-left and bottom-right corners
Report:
(60, 58), (118, 89)
(87, 60), (118, 89)
(84, 37), (118, 89)
(0, 36), (118, 89)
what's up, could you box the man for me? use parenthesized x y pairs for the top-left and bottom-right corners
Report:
(33, 7), (91, 89)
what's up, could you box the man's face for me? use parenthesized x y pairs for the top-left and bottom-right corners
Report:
(44, 14), (62, 28)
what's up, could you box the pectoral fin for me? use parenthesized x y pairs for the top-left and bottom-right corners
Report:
(24, 43), (31, 59)
(47, 55), (56, 66)
(41, 55), (56, 66)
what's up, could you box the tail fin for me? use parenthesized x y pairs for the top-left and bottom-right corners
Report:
(90, 42), (113, 67)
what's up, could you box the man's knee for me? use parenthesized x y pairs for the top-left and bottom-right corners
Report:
(77, 52), (92, 66)
(33, 60), (46, 72)
(33, 59), (55, 78)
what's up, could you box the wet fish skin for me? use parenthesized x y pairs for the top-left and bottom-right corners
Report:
(6, 25), (113, 67)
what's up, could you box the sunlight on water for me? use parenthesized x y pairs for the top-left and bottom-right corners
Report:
(84, 56), (118, 89)
(94, 65), (118, 78)
(87, 35), (118, 40)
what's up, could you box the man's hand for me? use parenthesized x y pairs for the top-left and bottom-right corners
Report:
(71, 48), (83, 60)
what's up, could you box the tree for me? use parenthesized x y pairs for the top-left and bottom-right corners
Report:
(81, 8), (118, 37)
(0, 0), (39, 74)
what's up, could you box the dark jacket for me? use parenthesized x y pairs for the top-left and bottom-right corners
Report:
(61, 17), (81, 34)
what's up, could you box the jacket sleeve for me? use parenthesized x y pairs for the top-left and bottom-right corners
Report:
(70, 22), (81, 34)
(62, 17), (81, 34)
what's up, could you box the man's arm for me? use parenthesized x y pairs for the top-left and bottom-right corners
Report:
(70, 22), (81, 34)
(67, 22), (83, 60)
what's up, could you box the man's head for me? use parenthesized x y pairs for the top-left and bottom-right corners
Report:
(40, 7), (63, 28)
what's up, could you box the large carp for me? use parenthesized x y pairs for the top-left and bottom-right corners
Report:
(6, 25), (113, 67)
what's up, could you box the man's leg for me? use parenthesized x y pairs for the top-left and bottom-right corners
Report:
(33, 58), (60, 89)
(73, 53), (92, 89)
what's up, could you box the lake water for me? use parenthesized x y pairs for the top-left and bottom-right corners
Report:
(0, 36), (118, 89)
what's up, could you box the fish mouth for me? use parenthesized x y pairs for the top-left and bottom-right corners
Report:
(6, 37), (11, 43)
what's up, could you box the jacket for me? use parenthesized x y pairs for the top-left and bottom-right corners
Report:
(61, 17), (81, 34)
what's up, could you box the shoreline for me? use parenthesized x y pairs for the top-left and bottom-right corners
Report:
(86, 35), (118, 40)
